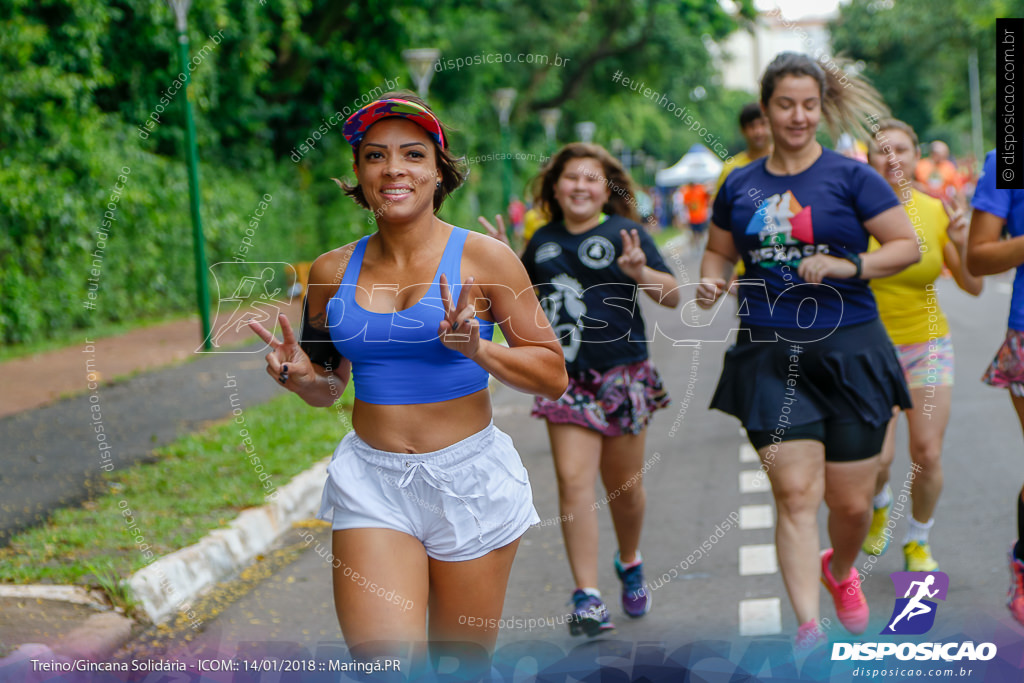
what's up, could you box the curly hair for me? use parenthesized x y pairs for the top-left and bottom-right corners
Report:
(531, 142), (641, 225)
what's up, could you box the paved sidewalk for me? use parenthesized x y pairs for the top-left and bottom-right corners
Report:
(0, 299), (302, 420)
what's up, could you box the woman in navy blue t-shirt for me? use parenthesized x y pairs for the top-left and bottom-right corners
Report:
(698, 53), (920, 647)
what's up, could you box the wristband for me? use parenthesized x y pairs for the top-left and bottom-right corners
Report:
(299, 297), (343, 369)
(844, 252), (863, 279)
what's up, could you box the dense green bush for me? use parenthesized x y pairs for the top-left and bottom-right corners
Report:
(0, 114), (373, 344)
(0, 0), (769, 346)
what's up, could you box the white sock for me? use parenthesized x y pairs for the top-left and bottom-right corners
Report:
(873, 486), (893, 510)
(580, 587), (602, 599)
(904, 517), (934, 545)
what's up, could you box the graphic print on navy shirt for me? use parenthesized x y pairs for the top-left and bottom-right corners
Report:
(744, 189), (828, 267)
(713, 148), (900, 330)
(522, 214), (672, 373)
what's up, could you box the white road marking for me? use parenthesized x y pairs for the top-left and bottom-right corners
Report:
(739, 469), (769, 493)
(737, 544), (774, 577)
(738, 445), (782, 637)
(739, 598), (782, 636)
(739, 504), (774, 530)
(739, 544), (778, 576)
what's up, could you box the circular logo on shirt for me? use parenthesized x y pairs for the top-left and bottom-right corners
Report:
(535, 242), (562, 264)
(578, 236), (616, 269)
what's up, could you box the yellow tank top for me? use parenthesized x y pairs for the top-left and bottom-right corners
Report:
(868, 189), (950, 345)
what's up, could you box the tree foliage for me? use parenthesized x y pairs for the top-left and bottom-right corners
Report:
(829, 0), (1005, 156)
(1, 0), (761, 345)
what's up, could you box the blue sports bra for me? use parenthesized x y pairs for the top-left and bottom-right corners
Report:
(326, 227), (494, 405)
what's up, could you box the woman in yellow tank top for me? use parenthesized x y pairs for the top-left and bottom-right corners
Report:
(863, 119), (983, 571)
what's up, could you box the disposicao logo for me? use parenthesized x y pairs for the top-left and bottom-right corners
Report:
(882, 571), (948, 635)
(831, 571), (997, 663)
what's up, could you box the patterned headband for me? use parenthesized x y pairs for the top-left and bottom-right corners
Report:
(342, 98), (446, 152)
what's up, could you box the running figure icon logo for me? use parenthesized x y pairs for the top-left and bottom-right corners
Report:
(199, 262), (294, 353)
(881, 571), (949, 635)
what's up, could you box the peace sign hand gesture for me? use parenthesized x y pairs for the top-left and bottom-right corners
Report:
(617, 228), (648, 281)
(438, 273), (481, 360)
(248, 313), (315, 391)
(942, 197), (968, 248)
(478, 214), (511, 247)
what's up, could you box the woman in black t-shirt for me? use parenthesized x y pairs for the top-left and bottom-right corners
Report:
(490, 142), (680, 635)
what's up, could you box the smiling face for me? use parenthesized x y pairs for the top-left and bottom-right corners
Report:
(356, 118), (440, 222)
(764, 75), (822, 153)
(869, 127), (919, 190)
(552, 157), (611, 225)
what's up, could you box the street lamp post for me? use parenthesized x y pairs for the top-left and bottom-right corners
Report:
(401, 48), (440, 99)
(166, 0), (211, 351)
(539, 108), (561, 148)
(968, 48), (984, 170)
(634, 150), (647, 183)
(576, 121), (596, 143)
(645, 157), (658, 187)
(492, 88), (517, 241)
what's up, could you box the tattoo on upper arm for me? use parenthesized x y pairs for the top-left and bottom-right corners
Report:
(309, 311), (327, 331)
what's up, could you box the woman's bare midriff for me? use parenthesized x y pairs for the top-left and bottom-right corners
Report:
(351, 388), (494, 453)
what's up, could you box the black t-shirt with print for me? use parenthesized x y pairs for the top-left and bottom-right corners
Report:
(522, 214), (673, 374)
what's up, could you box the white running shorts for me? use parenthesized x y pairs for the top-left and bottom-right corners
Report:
(317, 423), (540, 561)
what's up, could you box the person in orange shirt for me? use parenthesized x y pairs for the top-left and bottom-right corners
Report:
(915, 141), (964, 201)
(682, 182), (709, 245)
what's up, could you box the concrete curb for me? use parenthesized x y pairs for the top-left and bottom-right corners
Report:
(0, 585), (108, 607)
(127, 456), (331, 623)
(0, 457), (332, 672)
(0, 610), (133, 676)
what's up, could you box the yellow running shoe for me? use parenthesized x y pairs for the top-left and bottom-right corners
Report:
(904, 541), (939, 572)
(862, 486), (892, 556)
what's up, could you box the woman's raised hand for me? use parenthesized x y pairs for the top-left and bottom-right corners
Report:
(617, 228), (648, 281)
(438, 273), (481, 359)
(943, 197), (969, 248)
(478, 214), (511, 247)
(248, 313), (315, 390)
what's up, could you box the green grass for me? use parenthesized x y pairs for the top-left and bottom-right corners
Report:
(0, 388), (353, 597)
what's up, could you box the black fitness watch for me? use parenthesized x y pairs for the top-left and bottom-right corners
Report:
(844, 252), (863, 279)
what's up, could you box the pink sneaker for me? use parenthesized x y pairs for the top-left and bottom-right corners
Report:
(795, 619), (827, 654)
(1008, 545), (1024, 626)
(820, 548), (869, 635)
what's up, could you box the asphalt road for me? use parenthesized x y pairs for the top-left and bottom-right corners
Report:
(71, 246), (1024, 680)
(0, 342), (282, 544)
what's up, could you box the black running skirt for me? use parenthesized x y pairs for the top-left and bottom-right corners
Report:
(710, 319), (912, 431)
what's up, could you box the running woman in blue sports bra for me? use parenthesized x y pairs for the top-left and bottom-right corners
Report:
(248, 93), (567, 676)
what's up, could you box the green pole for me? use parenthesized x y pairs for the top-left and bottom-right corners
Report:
(174, 29), (212, 350)
(500, 122), (513, 242)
